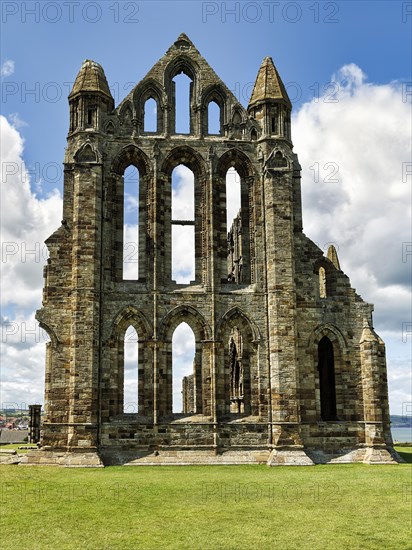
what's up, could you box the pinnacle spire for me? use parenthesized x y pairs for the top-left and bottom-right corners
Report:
(69, 59), (113, 100)
(327, 245), (341, 270)
(248, 56), (291, 108)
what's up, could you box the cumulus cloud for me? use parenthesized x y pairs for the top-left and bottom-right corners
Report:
(293, 64), (411, 414)
(1, 60), (14, 77)
(0, 115), (61, 407)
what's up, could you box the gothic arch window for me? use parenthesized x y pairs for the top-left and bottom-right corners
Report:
(272, 151), (288, 168)
(317, 336), (337, 421)
(171, 165), (195, 283)
(232, 110), (242, 139)
(172, 322), (195, 413)
(315, 261), (334, 298)
(165, 56), (198, 135)
(104, 308), (151, 420)
(229, 328), (245, 413)
(226, 167), (242, 283)
(76, 143), (97, 163)
(160, 307), (209, 417)
(217, 311), (258, 416)
(319, 266), (327, 298)
(123, 326), (138, 413)
(207, 100), (221, 134)
(144, 97), (157, 132)
(120, 103), (133, 126)
(110, 145), (150, 284)
(217, 151), (254, 285)
(123, 165), (140, 280)
(250, 128), (257, 141)
(106, 121), (115, 135)
(173, 72), (192, 134)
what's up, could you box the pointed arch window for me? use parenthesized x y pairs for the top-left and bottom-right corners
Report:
(229, 328), (244, 413)
(207, 100), (221, 134)
(123, 165), (139, 280)
(319, 266), (327, 298)
(173, 73), (192, 134)
(223, 321), (253, 416)
(171, 165), (195, 283)
(317, 336), (337, 421)
(172, 322), (195, 413)
(226, 167), (246, 284)
(123, 326), (138, 413)
(144, 97), (157, 132)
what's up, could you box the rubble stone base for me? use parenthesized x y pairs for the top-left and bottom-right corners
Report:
(19, 449), (104, 467)
(267, 447), (315, 466)
(363, 446), (403, 464)
(118, 449), (269, 466)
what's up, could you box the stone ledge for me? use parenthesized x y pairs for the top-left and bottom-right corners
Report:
(19, 450), (104, 467)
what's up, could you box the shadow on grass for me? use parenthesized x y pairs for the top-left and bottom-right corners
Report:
(394, 446), (412, 463)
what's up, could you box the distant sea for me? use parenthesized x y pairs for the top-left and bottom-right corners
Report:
(391, 427), (412, 443)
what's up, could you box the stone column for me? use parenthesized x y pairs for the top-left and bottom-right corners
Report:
(263, 163), (313, 465)
(360, 320), (398, 463)
(67, 163), (102, 456)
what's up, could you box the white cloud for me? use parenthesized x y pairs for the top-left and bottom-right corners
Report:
(293, 64), (411, 414)
(0, 115), (62, 407)
(7, 113), (27, 130)
(172, 164), (194, 219)
(1, 60), (14, 77)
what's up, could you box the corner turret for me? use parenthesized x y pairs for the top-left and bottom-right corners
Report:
(68, 59), (114, 133)
(248, 57), (292, 141)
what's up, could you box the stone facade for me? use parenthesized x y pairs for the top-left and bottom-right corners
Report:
(182, 374), (194, 414)
(31, 34), (399, 466)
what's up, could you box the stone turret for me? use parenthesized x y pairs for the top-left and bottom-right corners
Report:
(68, 59), (114, 133)
(248, 56), (292, 141)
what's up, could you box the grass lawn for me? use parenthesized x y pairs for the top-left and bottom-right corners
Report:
(0, 450), (411, 550)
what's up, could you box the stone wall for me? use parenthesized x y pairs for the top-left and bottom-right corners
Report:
(32, 34), (398, 466)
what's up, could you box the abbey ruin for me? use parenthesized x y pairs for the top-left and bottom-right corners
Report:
(27, 34), (399, 466)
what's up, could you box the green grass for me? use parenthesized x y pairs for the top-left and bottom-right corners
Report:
(1, 456), (411, 550)
(395, 445), (412, 463)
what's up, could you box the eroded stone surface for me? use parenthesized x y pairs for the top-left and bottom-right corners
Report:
(29, 34), (397, 467)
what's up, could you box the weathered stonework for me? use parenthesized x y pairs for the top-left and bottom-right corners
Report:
(30, 34), (400, 466)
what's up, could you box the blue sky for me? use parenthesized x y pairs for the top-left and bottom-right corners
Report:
(1, 1), (411, 415)
(2, 0), (410, 193)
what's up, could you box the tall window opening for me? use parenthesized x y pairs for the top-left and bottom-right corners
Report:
(229, 327), (244, 413)
(317, 336), (337, 421)
(172, 165), (195, 283)
(87, 107), (95, 126)
(319, 266), (327, 298)
(270, 107), (279, 134)
(123, 326), (138, 413)
(208, 100), (221, 134)
(173, 73), (192, 134)
(123, 165), (139, 280)
(144, 97), (157, 132)
(172, 322), (195, 413)
(226, 168), (242, 283)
